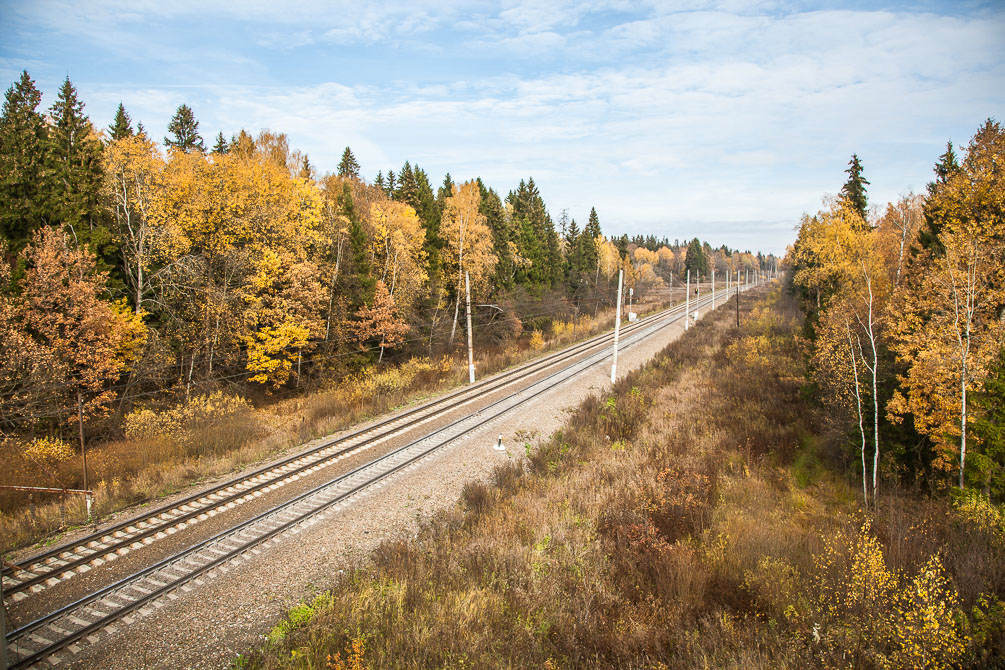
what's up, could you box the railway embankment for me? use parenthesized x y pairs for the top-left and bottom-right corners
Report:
(240, 285), (1004, 670)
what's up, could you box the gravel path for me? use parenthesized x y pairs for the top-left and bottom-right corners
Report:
(60, 303), (717, 669)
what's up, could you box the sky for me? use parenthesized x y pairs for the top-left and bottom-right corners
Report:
(1, 1), (1003, 256)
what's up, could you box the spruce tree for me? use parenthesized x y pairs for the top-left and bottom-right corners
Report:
(337, 146), (360, 179)
(478, 178), (512, 290)
(212, 131), (229, 154)
(840, 153), (870, 225)
(108, 102), (134, 141)
(47, 76), (104, 235)
(0, 70), (50, 250)
(164, 104), (204, 152)
(395, 161), (418, 206)
(374, 171), (385, 191)
(915, 141), (960, 256)
(684, 238), (708, 276)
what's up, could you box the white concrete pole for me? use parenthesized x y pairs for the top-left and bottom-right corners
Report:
(712, 269), (715, 309)
(465, 271), (475, 383)
(685, 269), (690, 330)
(611, 269), (623, 383)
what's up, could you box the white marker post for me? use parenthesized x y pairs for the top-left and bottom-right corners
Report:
(712, 268), (715, 310)
(611, 269), (623, 383)
(685, 269), (690, 330)
(465, 271), (475, 384)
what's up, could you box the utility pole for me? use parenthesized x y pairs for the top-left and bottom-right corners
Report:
(77, 391), (88, 495)
(465, 271), (475, 384)
(685, 269), (690, 330)
(712, 269), (715, 310)
(736, 269), (740, 327)
(611, 269), (623, 383)
(2, 572), (7, 670)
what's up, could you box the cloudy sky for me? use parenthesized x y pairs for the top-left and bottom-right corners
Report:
(2, 1), (1003, 255)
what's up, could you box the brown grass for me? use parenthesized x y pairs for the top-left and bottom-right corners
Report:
(241, 285), (1005, 670)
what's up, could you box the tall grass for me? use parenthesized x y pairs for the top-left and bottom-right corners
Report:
(245, 286), (1005, 670)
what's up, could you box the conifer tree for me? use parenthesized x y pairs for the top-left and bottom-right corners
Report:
(385, 169), (397, 197)
(437, 173), (454, 212)
(212, 131), (229, 154)
(0, 70), (50, 249)
(478, 178), (512, 289)
(395, 161), (418, 206)
(164, 104), (204, 152)
(374, 171), (386, 191)
(840, 153), (870, 225)
(46, 76), (104, 235)
(684, 238), (708, 276)
(337, 146), (360, 179)
(108, 102), (134, 141)
(916, 141), (961, 256)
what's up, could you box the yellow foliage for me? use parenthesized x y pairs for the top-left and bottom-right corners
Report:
(246, 321), (311, 387)
(125, 392), (252, 448)
(530, 330), (545, 350)
(23, 436), (74, 464)
(326, 636), (367, 670)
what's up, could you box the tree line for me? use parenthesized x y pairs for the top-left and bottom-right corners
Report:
(0, 70), (777, 439)
(788, 123), (1005, 501)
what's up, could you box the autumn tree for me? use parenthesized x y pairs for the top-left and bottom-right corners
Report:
(441, 181), (496, 344)
(0, 228), (142, 426)
(354, 280), (409, 363)
(889, 120), (1005, 489)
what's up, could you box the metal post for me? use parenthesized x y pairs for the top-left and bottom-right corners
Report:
(685, 269), (690, 330)
(611, 269), (623, 383)
(77, 391), (88, 497)
(712, 269), (715, 310)
(736, 269), (740, 327)
(2, 568), (7, 670)
(465, 271), (475, 384)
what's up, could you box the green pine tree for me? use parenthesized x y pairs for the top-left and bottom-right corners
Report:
(108, 102), (134, 141)
(395, 161), (418, 206)
(374, 171), (386, 191)
(46, 76), (104, 235)
(164, 104), (204, 152)
(478, 178), (512, 290)
(915, 141), (960, 256)
(684, 238), (708, 277)
(212, 131), (229, 154)
(0, 70), (51, 250)
(972, 347), (1005, 498)
(338, 147), (360, 179)
(840, 153), (870, 225)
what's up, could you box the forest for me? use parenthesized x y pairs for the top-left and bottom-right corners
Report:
(789, 120), (1005, 501)
(0, 71), (776, 530)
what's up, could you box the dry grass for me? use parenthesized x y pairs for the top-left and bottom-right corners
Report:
(242, 285), (1005, 670)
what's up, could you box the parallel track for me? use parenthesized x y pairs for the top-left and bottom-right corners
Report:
(4, 286), (748, 668)
(1, 292), (704, 601)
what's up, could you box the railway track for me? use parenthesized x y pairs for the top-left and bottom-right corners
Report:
(3, 286), (746, 668)
(1, 291), (705, 602)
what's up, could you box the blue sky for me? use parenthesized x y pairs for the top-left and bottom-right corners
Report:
(2, 1), (1003, 255)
